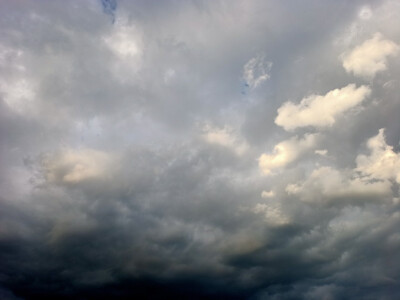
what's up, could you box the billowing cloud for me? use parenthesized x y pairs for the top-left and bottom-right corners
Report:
(356, 128), (400, 183)
(259, 133), (319, 174)
(342, 33), (400, 79)
(286, 129), (400, 204)
(275, 84), (371, 131)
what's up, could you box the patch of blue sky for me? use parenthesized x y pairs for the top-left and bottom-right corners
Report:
(241, 81), (250, 95)
(101, 0), (117, 24)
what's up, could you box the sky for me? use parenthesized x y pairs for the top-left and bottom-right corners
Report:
(1, 0), (400, 299)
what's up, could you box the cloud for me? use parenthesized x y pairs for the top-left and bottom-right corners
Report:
(0, 79), (36, 115)
(1, 1), (400, 299)
(42, 148), (113, 184)
(286, 166), (392, 204)
(286, 129), (400, 204)
(0, 44), (37, 116)
(259, 133), (319, 174)
(252, 202), (290, 225)
(261, 190), (275, 198)
(242, 54), (272, 89)
(103, 20), (143, 80)
(341, 33), (400, 79)
(315, 149), (328, 156)
(275, 84), (371, 131)
(358, 5), (373, 20)
(104, 23), (141, 59)
(201, 124), (249, 155)
(356, 128), (400, 183)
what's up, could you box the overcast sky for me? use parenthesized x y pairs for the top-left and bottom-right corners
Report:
(1, 0), (400, 299)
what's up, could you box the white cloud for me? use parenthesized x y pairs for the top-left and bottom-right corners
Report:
(202, 124), (249, 155)
(358, 5), (373, 20)
(261, 190), (275, 198)
(315, 149), (328, 156)
(286, 129), (400, 203)
(0, 78), (36, 115)
(286, 166), (391, 203)
(356, 129), (400, 183)
(275, 84), (371, 131)
(243, 54), (272, 89)
(341, 33), (400, 79)
(103, 23), (142, 59)
(0, 44), (37, 116)
(43, 148), (113, 184)
(258, 133), (318, 174)
(103, 20), (143, 80)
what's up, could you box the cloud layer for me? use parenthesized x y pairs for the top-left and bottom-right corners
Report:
(1, 1), (400, 299)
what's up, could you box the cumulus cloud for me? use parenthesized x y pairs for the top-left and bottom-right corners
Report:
(342, 33), (400, 79)
(275, 84), (371, 131)
(356, 128), (400, 183)
(259, 133), (319, 174)
(286, 129), (400, 204)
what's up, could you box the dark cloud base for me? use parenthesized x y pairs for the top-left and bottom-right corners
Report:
(6, 278), (246, 300)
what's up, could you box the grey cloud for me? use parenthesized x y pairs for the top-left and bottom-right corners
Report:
(1, 0), (400, 299)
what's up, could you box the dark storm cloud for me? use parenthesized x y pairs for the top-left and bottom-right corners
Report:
(1, 0), (400, 299)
